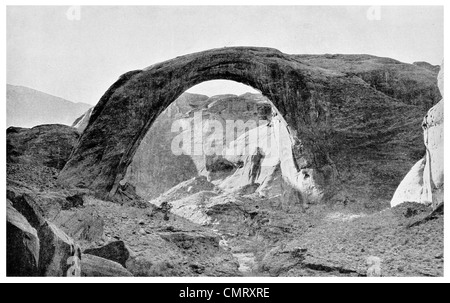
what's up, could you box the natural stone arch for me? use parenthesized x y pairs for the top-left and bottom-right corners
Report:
(59, 47), (336, 201)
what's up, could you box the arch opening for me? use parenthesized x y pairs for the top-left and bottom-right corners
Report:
(119, 80), (305, 206)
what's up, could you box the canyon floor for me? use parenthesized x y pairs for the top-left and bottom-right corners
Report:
(7, 159), (443, 277)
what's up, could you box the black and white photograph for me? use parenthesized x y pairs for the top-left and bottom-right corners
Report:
(2, 2), (447, 284)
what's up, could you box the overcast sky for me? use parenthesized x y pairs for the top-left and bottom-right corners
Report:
(7, 6), (443, 105)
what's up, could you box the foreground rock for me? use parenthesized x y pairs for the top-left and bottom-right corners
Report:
(78, 196), (241, 277)
(7, 124), (80, 170)
(7, 193), (81, 277)
(7, 201), (40, 276)
(84, 241), (130, 268)
(38, 221), (82, 276)
(81, 254), (133, 277)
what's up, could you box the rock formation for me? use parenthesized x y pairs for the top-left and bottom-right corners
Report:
(7, 201), (40, 276)
(7, 125), (80, 170)
(7, 192), (81, 277)
(59, 47), (440, 209)
(58, 47), (339, 203)
(81, 254), (133, 277)
(6, 51), (443, 277)
(391, 62), (444, 209)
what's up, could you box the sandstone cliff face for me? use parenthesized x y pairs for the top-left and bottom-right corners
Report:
(391, 62), (444, 209)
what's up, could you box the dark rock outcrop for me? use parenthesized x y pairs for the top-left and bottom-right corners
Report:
(38, 221), (82, 276)
(7, 192), (82, 277)
(7, 124), (80, 170)
(7, 201), (40, 276)
(59, 47), (440, 209)
(84, 241), (130, 268)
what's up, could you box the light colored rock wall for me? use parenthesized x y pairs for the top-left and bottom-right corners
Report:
(391, 62), (444, 208)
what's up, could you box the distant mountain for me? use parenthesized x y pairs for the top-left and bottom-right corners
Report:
(6, 85), (92, 128)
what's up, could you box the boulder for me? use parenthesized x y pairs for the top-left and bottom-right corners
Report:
(7, 190), (82, 277)
(83, 241), (130, 268)
(7, 190), (47, 228)
(38, 221), (82, 276)
(63, 193), (85, 210)
(81, 254), (133, 277)
(7, 202), (40, 276)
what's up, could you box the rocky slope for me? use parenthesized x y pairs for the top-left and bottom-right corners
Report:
(6, 125), (240, 277)
(7, 85), (91, 128)
(149, 176), (443, 277)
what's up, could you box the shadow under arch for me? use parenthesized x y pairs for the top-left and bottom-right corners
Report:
(59, 47), (334, 201)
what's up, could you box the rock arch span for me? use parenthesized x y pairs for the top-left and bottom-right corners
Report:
(59, 47), (338, 201)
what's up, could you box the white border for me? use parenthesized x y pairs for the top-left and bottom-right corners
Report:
(1, 0), (448, 283)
